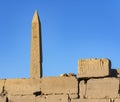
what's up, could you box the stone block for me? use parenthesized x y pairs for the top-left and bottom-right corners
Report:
(5, 78), (41, 95)
(36, 95), (68, 102)
(79, 80), (86, 98)
(8, 95), (35, 102)
(0, 96), (7, 102)
(71, 99), (110, 102)
(78, 58), (110, 78)
(86, 78), (119, 98)
(41, 77), (78, 96)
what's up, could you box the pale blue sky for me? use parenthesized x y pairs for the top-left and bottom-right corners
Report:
(0, 0), (120, 78)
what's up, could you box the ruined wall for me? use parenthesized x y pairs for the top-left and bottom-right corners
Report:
(0, 12), (120, 102)
(0, 58), (120, 102)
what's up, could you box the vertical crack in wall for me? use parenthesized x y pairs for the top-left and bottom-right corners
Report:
(6, 97), (9, 102)
(68, 94), (71, 102)
(84, 79), (88, 98)
(0, 79), (8, 102)
(78, 78), (89, 99)
(78, 79), (80, 98)
(110, 98), (114, 102)
(118, 78), (120, 95)
(4, 79), (7, 96)
(0, 79), (7, 96)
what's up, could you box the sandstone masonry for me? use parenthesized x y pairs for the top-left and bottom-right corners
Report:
(78, 58), (110, 78)
(0, 11), (120, 102)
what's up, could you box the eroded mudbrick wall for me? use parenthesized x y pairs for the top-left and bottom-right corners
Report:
(0, 12), (120, 102)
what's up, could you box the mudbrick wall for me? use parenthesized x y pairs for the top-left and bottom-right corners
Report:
(0, 11), (120, 102)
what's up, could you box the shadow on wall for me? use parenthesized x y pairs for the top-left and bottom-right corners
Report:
(110, 69), (119, 77)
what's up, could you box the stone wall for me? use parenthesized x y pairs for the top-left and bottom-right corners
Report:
(1, 11), (119, 102)
(0, 58), (120, 102)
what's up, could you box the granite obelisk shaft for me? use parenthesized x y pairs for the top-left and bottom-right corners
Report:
(30, 11), (42, 78)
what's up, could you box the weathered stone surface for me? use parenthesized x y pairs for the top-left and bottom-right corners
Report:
(41, 77), (78, 96)
(71, 99), (110, 102)
(115, 99), (120, 102)
(30, 11), (42, 78)
(36, 95), (68, 102)
(79, 80), (86, 98)
(5, 78), (41, 95)
(0, 96), (7, 102)
(69, 93), (78, 99)
(86, 78), (119, 98)
(0, 80), (5, 94)
(8, 95), (35, 102)
(78, 58), (110, 78)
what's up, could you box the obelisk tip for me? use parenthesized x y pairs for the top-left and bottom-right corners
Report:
(32, 10), (40, 23)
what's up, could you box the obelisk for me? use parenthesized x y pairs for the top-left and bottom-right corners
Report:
(30, 11), (42, 78)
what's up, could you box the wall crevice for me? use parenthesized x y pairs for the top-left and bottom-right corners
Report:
(118, 78), (120, 95)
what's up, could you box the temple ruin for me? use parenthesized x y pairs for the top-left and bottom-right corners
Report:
(0, 11), (120, 102)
